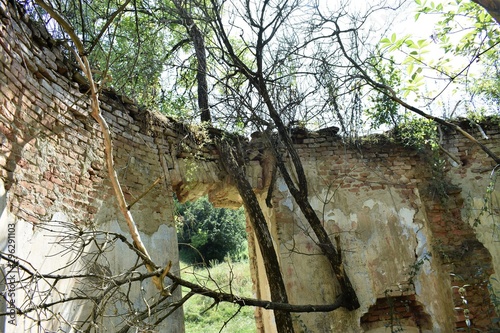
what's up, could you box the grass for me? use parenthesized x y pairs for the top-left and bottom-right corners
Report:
(180, 260), (257, 333)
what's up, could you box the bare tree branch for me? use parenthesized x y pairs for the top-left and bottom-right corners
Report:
(33, 0), (169, 294)
(166, 271), (344, 313)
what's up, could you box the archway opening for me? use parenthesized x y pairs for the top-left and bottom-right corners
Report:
(174, 194), (256, 332)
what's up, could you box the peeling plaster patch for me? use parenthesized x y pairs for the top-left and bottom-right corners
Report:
(398, 207), (415, 228)
(15, 212), (89, 332)
(415, 230), (430, 264)
(277, 177), (294, 211)
(149, 224), (180, 267)
(421, 258), (432, 276)
(469, 197), (500, 295)
(51, 211), (69, 224)
(308, 195), (323, 212)
(347, 200), (427, 299)
(414, 276), (423, 296)
(282, 197), (293, 211)
(397, 206), (432, 277)
(277, 177), (288, 192)
(105, 220), (182, 279)
(20, 212), (71, 263)
(309, 188), (336, 220)
(323, 208), (335, 222)
(397, 207), (431, 274)
(398, 207), (416, 239)
(326, 208), (357, 231)
(363, 199), (376, 210)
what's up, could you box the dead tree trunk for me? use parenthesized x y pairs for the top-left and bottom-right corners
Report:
(208, 1), (360, 311)
(174, 4), (294, 328)
(172, 0), (211, 123)
(217, 138), (295, 333)
(262, 96), (360, 311)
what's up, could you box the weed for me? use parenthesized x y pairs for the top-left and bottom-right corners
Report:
(407, 253), (432, 288)
(472, 166), (500, 228)
(383, 290), (405, 333)
(181, 260), (256, 333)
(488, 278), (500, 326)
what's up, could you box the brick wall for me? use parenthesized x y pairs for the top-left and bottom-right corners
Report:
(0, 1), (197, 331)
(249, 126), (499, 332)
(360, 294), (432, 331)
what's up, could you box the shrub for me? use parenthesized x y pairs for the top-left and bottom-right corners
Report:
(176, 196), (247, 265)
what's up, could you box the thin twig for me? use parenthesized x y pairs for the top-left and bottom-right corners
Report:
(34, 0), (167, 294)
(127, 177), (162, 210)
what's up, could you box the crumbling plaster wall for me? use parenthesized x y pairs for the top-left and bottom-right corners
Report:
(247, 127), (499, 332)
(0, 1), (226, 331)
(247, 136), (452, 333)
(1, 1), (499, 332)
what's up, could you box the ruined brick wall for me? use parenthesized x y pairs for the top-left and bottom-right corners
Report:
(1, 1), (499, 332)
(0, 1), (223, 331)
(439, 121), (500, 330)
(248, 125), (499, 332)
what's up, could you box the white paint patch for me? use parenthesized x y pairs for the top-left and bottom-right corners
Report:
(277, 177), (294, 211)
(414, 276), (423, 295)
(13, 212), (92, 332)
(308, 195), (323, 212)
(415, 229), (428, 258)
(324, 208), (358, 232)
(398, 207), (416, 239)
(397, 208), (431, 273)
(282, 197), (294, 211)
(363, 199), (376, 210)
(277, 177), (288, 192)
(396, 207), (433, 280)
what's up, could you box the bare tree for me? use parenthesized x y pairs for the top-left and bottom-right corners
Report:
(196, 0), (374, 311)
(1, 0), (370, 331)
(0, 220), (182, 332)
(0, 216), (349, 331)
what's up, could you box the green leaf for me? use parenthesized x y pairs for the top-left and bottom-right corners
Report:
(417, 39), (429, 48)
(380, 37), (391, 45)
(408, 63), (414, 75)
(405, 39), (416, 48)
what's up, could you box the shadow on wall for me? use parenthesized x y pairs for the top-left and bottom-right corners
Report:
(0, 179), (8, 249)
(1, 85), (66, 224)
